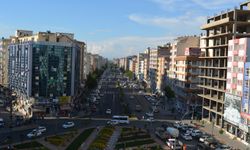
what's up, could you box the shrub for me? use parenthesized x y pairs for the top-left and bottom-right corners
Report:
(219, 129), (224, 134)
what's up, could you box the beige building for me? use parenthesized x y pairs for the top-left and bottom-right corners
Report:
(174, 48), (203, 113)
(156, 44), (172, 92)
(0, 38), (11, 87)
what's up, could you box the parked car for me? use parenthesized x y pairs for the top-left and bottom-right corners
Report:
(106, 109), (112, 114)
(204, 137), (219, 148)
(215, 145), (232, 150)
(199, 135), (210, 143)
(181, 133), (193, 141)
(27, 130), (42, 138)
(166, 139), (182, 150)
(62, 122), (75, 128)
(0, 118), (4, 127)
(191, 129), (202, 137)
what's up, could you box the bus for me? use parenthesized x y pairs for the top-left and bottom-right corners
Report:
(112, 115), (129, 124)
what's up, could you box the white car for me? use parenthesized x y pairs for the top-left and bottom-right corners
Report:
(199, 135), (210, 143)
(181, 133), (193, 141)
(146, 112), (154, 117)
(27, 130), (42, 138)
(62, 122), (75, 128)
(146, 117), (155, 122)
(107, 120), (119, 125)
(33, 126), (46, 133)
(106, 109), (112, 114)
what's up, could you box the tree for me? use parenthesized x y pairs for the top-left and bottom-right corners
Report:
(125, 70), (133, 80)
(164, 85), (175, 99)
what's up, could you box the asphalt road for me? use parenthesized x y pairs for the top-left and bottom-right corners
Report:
(0, 68), (198, 149)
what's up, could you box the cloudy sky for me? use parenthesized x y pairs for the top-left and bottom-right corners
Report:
(0, 0), (242, 59)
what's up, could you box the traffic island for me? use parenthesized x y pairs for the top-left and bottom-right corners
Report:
(88, 126), (115, 150)
(115, 127), (160, 150)
(13, 141), (48, 150)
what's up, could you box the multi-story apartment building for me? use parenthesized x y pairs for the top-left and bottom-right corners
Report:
(149, 47), (170, 92)
(84, 52), (91, 79)
(174, 48), (203, 114)
(199, 2), (250, 140)
(129, 55), (137, 74)
(143, 48), (150, 85)
(0, 38), (11, 87)
(8, 30), (83, 100)
(78, 41), (86, 87)
(222, 38), (250, 144)
(136, 53), (146, 81)
(156, 44), (171, 92)
(167, 36), (200, 84)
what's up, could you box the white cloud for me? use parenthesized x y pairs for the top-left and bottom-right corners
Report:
(128, 13), (206, 35)
(87, 35), (175, 59)
(191, 0), (241, 10)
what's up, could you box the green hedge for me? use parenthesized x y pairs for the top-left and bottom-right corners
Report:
(66, 128), (95, 150)
(116, 139), (155, 149)
(118, 134), (151, 142)
(14, 141), (48, 150)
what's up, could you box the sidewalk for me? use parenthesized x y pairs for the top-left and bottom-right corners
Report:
(79, 127), (102, 150)
(106, 127), (121, 150)
(184, 120), (250, 150)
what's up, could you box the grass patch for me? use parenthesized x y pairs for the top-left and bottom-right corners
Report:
(66, 128), (95, 150)
(46, 131), (76, 146)
(116, 139), (155, 149)
(14, 141), (48, 150)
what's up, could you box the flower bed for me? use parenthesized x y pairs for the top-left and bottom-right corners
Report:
(116, 127), (157, 149)
(88, 126), (115, 150)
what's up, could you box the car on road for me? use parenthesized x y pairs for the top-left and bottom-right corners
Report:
(166, 139), (182, 150)
(146, 112), (154, 117)
(181, 133), (192, 141)
(199, 135), (210, 143)
(27, 130), (42, 138)
(135, 105), (142, 112)
(146, 117), (155, 122)
(0, 118), (4, 127)
(130, 95), (134, 99)
(107, 120), (119, 126)
(215, 145), (231, 150)
(62, 122), (75, 128)
(33, 126), (46, 133)
(106, 109), (112, 114)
